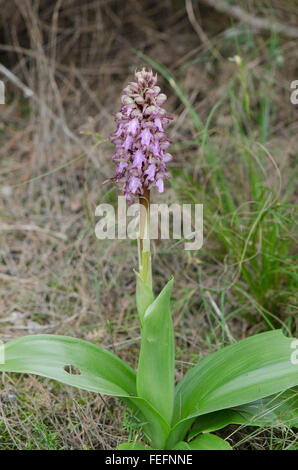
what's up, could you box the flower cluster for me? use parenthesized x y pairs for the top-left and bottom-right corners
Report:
(109, 68), (173, 202)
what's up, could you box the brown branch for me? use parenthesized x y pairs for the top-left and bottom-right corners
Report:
(186, 0), (222, 60)
(0, 62), (86, 149)
(198, 0), (298, 39)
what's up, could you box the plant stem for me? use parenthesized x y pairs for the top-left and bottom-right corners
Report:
(136, 187), (154, 325)
(139, 187), (152, 287)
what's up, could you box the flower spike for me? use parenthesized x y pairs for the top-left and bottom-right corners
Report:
(110, 68), (173, 202)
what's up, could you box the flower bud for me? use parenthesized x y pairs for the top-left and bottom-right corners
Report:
(156, 94), (167, 105)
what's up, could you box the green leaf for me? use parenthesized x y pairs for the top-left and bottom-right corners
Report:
(167, 330), (298, 448)
(172, 441), (191, 450)
(172, 434), (232, 450)
(136, 271), (154, 326)
(128, 396), (171, 450)
(0, 334), (170, 449)
(0, 334), (136, 396)
(188, 389), (298, 439)
(174, 330), (298, 423)
(137, 278), (174, 425)
(188, 433), (232, 450)
(118, 441), (150, 450)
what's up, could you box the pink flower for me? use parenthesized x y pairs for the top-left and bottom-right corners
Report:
(114, 124), (124, 137)
(124, 135), (133, 150)
(151, 140), (161, 157)
(154, 118), (163, 131)
(133, 150), (145, 169)
(155, 179), (164, 193)
(116, 161), (128, 174)
(129, 176), (142, 194)
(127, 118), (140, 136)
(145, 164), (156, 181)
(109, 68), (173, 201)
(140, 128), (152, 147)
(163, 153), (173, 162)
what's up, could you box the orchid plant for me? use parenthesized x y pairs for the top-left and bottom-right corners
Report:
(0, 69), (297, 450)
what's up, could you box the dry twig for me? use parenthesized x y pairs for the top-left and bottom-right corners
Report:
(199, 0), (298, 38)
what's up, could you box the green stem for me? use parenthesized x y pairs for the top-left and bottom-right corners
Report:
(136, 188), (154, 325)
(139, 188), (152, 285)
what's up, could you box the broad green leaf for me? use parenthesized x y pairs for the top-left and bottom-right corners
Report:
(118, 442), (150, 450)
(165, 419), (196, 450)
(172, 434), (232, 450)
(137, 279), (174, 425)
(189, 410), (243, 438)
(172, 441), (191, 450)
(188, 389), (298, 439)
(136, 271), (154, 326)
(173, 330), (298, 424)
(128, 396), (171, 450)
(0, 334), (136, 396)
(167, 330), (298, 448)
(0, 334), (170, 450)
(188, 433), (232, 450)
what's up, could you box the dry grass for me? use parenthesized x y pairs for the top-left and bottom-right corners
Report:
(0, 0), (297, 449)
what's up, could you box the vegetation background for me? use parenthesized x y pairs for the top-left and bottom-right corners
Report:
(0, 0), (297, 450)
